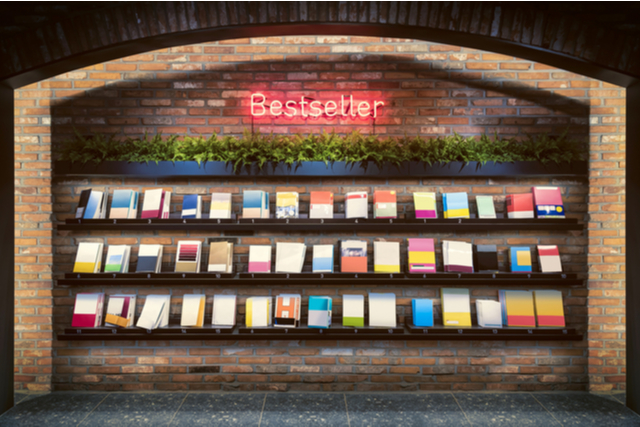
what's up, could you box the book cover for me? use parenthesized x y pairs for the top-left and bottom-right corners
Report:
(412, 299), (434, 327)
(373, 190), (397, 219)
(442, 240), (473, 273)
(408, 238), (436, 273)
(212, 294), (237, 326)
(506, 193), (534, 219)
(104, 245), (131, 273)
(275, 242), (306, 273)
(440, 288), (472, 327)
(129, 191), (139, 219)
(210, 193), (232, 219)
(109, 189), (134, 219)
(180, 294), (205, 327)
(532, 186), (565, 218)
(181, 194), (202, 219)
(73, 242), (104, 273)
(476, 300), (503, 328)
(342, 294), (364, 327)
(476, 196), (497, 219)
(474, 245), (499, 273)
(208, 241), (233, 273)
(104, 295), (135, 328)
(307, 296), (332, 329)
(533, 290), (565, 327)
(505, 290), (536, 327)
(312, 245), (334, 273)
(373, 241), (400, 273)
(160, 191), (171, 219)
(443, 192), (470, 219)
(510, 247), (532, 272)
(537, 245), (562, 273)
(340, 240), (367, 273)
(136, 295), (170, 330)
(261, 192), (270, 219)
(309, 191), (333, 219)
(243, 190), (264, 219)
(248, 245), (272, 273)
(276, 192), (299, 219)
(274, 294), (301, 328)
(75, 189), (91, 218)
(345, 192), (368, 219)
(141, 189), (164, 219)
(245, 297), (272, 327)
(369, 293), (397, 328)
(136, 244), (163, 273)
(71, 293), (104, 327)
(413, 192), (437, 219)
(83, 190), (105, 219)
(175, 240), (202, 273)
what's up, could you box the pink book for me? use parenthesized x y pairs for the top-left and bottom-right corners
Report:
(71, 293), (104, 327)
(532, 187), (565, 218)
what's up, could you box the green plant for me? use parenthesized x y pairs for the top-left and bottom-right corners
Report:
(55, 129), (586, 170)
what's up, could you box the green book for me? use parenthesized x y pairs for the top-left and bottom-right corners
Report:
(476, 196), (497, 218)
(343, 295), (365, 327)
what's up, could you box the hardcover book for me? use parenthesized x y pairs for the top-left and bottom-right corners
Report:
(413, 192), (437, 219)
(532, 186), (565, 218)
(443, 192), (470, 219)
(506, 193), (534, 219)
(510, 247), (532, 272)
(412, 299), (434, 327)
(309, 191), (334, 219)
(408, 238), (436, 273)
(342, 294), (364, 327)
(442, 240), (473, 273)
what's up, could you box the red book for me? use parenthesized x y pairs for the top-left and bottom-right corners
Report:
(506, 194), (534, 219)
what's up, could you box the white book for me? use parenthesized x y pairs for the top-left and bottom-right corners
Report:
(373, 241), (400, 273)
(342, 294), (365, 327)
(248, 245), (272, 273)
(181, 195), (202, 219)
(275, 242), (306, 273)
(73, 242), (104, 273)
(105, 295), (136, 327)
(136, 295), (170, 330)
(180, 294), (205, 327)
(104, 245), (131, 273)
(476, 300), (503, 328)
(212, 294), (237, 326)
(175, 240), (202, 273)
(210, 193), (232, 219)
(345, 192), (368, 219)
(141, 189), (164, 218)
(312, 245), (334, 273)
(161, 191), (171, 219)
(136, 244), (164, 273)
(72, 293), (104, 327)
(246, 297), (272, 327)
(368, 293), (397, 328)
(443, 240), (474, 273)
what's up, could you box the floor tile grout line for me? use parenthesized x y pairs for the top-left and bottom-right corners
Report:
(530, 393), (564, 427)
(167, 392), (190, 427)
(344, 393), (351, 427)
(450, 393), (473, 427)
(258, 393), (267, 427)
(76, 394), (109, 427)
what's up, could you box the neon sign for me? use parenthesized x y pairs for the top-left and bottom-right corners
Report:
(250, 94), (384, 119)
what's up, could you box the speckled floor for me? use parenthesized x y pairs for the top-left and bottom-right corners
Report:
(1, 391), (637, 426)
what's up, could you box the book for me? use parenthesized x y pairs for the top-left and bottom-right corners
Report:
(408, 238), (436, 273)
(75, 189), (91, 218)
(80, 190), (107, 219)
(212, 294), (237, 326)
(141, 189), (171, 219)
(71, 293), (104, 327)
(340, 240), (367, 273)
(537, 245), (562, 273)
(510, 247), (532, 272)
(248, 245), (272, 273)
(342, 294), (364, 327)
(474, 245), (499, 273)
(104, 245), (131, 273)
(533, 290), (565, 327)
(499, 290), (508, 326)
(412, 299), (434, 327)
(274, 294), (301, 328)
(109, 189), (138, 219)
(136, 295), (170, 330)
(442, 192), (470, 219)
(307, 296), (332, 329)
(312, 245), (334, 273)
(345, 191), (368, 219)
(276, 192), (299, 219)
(373, 241), (400, 273)
(373, 190), (397, 219)
(104, 294), (136, 327)
(161, 191), (172, 219)
(180, 294), (205, 327)
(209, 193), (232, 219)
(413, 192), (437, 219)
(476, 196), (497, 219)
(309, 191), (333, 219)
(136, 244), (164, 273)
(506, 193), (534, 219)
(73, 242), (104, 273)
(207, 241), (234, 273)
(476, 300), (503, 328)
(532, 186), (565, 218)
(245, 297), (272, 327)
(442, 240), (473, 273)
(181, 194), (202, 219)
(504, 290), (536, 327)
(243, 190), (269, 219)
(275, 242), (306, 273)
(440, 288), (472, 327)
(369, 293), (396, 328)
(175, 240), (202, 273)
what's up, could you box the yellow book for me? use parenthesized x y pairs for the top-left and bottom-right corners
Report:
(246, 298), (253, 327)
(440, 288), (472, 327)
(505, 290), (536, 327)
(104, 313), (129, 327)
(276, 192), (299, 219)
(73, 242), (103, 273)
(196, 296), (205, 327)
(413, 192), (437, 219)
(533, 290), (565, 327)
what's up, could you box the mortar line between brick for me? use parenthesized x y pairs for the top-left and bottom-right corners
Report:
(344, 393), (351, 427)
(167, 392), (189, 426)
(75, 393), (109, 427)
(450, 393), (473, 426)
(530, 393), (564, 427)
(258, 393), (267, 427)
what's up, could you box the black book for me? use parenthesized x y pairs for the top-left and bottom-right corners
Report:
(474, 245), (499, 273)
(136, 256), (159, 273)
(75, 189), (91, 218)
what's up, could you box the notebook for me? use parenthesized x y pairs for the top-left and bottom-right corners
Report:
(276, 192), (299, 219)
(312, 245), (334, 273)
(408, 238), (436, 273)
(175, 240), (202, 273)
(476, 300), (503, 328)
(474, 245), (499, 273)
(537, 245), (562, 273)
(340, 240), (368, 273)
(506, 193), (534, 219)
(245, 297), (273, 327)
(442, 240), (473, 273)
(136, 295), (170, 330)
(248, 245), (272, 273)
(209, 193), (232, 219)
(345, 192), (368, 219)
(412, 299), (434, 327)
(181, 194), (202, 219)
(510, 247), (532, 272)
(109, 189), (138, 219)
(373, 190), (397, 219)
(104, 245), (131, 273)
(476, 196), (497, 219)
(413, 192), (437, 219)
(104, 294), (136, 327)
(274, 294), (301, 328)
(532, 187), (565, 218)
(71, 293), (105, 327)
(73, 242), (104, 273)
(342, 294), (365, 327)
(443, 192), (470, 219)
(180, 294), (205, 327)
(533, 290), (565, 327)
(309, 191), (334, 219)
(207, 241), (234, 273)
(307, 296), (332, 329)
(441, 288), (472, 327)
(369, 293), (397, 328)
(136, 244), (164, 273)
(504, 290), (536, 327)
(212, 294), (237, 326)
(373, 241), (400, 273)
(275, 242), (306, 273)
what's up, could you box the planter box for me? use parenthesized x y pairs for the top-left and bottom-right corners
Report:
(53, 160), (588, 178)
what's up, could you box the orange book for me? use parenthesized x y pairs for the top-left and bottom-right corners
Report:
(310, 191), (334, 219)
(340, 240), (368, 273)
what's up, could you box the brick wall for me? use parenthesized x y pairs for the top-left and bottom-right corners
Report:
(13, 36), (626, 391)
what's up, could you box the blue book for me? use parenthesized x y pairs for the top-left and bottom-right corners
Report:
(510, 247), (532, 272)
(412, 299), (434, 327)
(243, 190), (264, 219)
(262, 192), (270, 219)
(181, 194), (201, 219)
(443, 192), (469, 219)
(83, 190), (104, 219)
(312, 245), (333, 273)
(308, 296), (332, 329)
(130, 191), (139, 219)
(110, 190), (133, 219)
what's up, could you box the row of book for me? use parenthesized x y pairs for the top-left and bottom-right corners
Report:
(73, 239), (563, 274)
(75, 187), (565, 220)
(71, 288), (565, 330)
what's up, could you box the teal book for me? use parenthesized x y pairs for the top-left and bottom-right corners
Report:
(476, 196), (496, 219)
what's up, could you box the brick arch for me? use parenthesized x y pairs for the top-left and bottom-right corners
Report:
(1, 1), (639, 88)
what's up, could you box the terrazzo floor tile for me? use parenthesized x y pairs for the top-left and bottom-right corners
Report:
(0, 392), (106, 427)
(78, 393), (187, 426)
(454, 393), (561, 426)
(169, 393), (264, 426)
(346, 393), (470, 426)
(260, 393), (348, 426)
(534, 393), (640, 427)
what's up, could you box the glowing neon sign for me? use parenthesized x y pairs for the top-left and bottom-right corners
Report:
(250, 94), (384, 119)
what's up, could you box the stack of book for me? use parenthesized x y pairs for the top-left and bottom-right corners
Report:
(369, 293), (396, 328)
(248, 245), (272, 273)
(104, 245), (131, 273)
(180, 294), (206, 327)
(442, 240), (473, 273)
(212, 294), (236, 326)
(537, 245), (562, 273)
(408, 238), (436, 274)
(104, 294), (136, 327)
(500, 290), (536, 327)
(373, 241), (400, 273)
(412, 299), (434, 327)
(476, 196), (496, 219)
(342, 294), (364, 327)
(245, 297), (273, 327)
(532, 186), (565, 218)
(533, 290), (565, 327)
(340, 240), (368, 273)
(441, 288), (472, 327)
(275, 242), (306, 273)
(413, 192), (437, 219)
(209, 193), (232, 219)
(312, 245), (334, 273)
(108, 189), (138, 219)
(73, 242), (104, 273)
(276, 192), (299, 219)
(175, 241), (202, 273)
(71, 293), (105, 327)
(307, 296), (332, 329)
(476, 300), (502, 328)
(136, 295), (170, 330)
(243, 190), (269, 219)
(207, 241), (234, 273)
(510, 247), (532, 272)
(506, 193), (534, 218)
(141, 189), (171, 219)
(135, 244), (164, 273)
(309, 191), (333, 219)
(345, 192), (368, 219)
(181, 195), (202, 219)
(373, 190), (397, 219)
(443, 192), (470, 219)
(76, 189), (107, 219)
(274, 294), (301, 328)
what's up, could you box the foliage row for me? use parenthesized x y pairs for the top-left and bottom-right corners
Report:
(56, 130), (585, 170)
